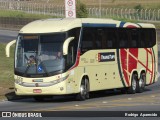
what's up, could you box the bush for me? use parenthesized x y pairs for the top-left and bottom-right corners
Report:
(134, 4), (143, 10)
(76, 0), (88, 18)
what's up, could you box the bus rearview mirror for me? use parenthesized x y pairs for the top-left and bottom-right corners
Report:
(63, 37), (75, 55)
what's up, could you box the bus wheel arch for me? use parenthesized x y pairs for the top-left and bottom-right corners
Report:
(76, 75), (90, 101)
(137, 70), (146, 93)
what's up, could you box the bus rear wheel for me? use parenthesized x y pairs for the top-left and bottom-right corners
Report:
(137, 73), (146, 93)
(127, 74), (137, 94)
(76, 78), (90, 101)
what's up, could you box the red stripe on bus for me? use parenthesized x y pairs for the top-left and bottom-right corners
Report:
(144, 48), (152, 54)
(120, 48), (139, 87)
(149, 48), (154, 84)
(138, 60), (152, 73)
(145, 49), (149, 74)
(120, 49), (130, 86)
(128, 48), (138, 73)
(70, 49), (81, 70)
(126, 25), (137, 28)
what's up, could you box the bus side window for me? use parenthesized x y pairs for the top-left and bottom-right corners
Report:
(139, 30), (147, 48)
(150, 29), (156, 47)
(118, 29), (128, 48)
(147, 29), (156, 47)
(96, 29), (103, 49)
(130, 29), (138, 48)
(105, 29), (116, 49)
(66, 28), (80, 68)
(67, 41), (74, 65)
(81, 29), (94, 53)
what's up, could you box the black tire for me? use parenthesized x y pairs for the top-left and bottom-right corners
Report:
(127, 74), (137, 94)
(121, 88), (127, 94)
(76, 78), (90, 101)
(137, 73), (146, 93)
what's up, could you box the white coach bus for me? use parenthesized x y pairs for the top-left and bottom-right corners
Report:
(14, 18), (158, 101)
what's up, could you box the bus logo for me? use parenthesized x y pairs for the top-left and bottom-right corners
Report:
(98, 52), (115, 62)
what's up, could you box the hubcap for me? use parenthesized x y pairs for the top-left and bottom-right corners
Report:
(139, 78), (143, 87)
(132, 79), (136, 90)
(80, 85), (86, 97)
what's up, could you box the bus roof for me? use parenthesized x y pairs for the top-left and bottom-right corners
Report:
(19, 18), (155, 34)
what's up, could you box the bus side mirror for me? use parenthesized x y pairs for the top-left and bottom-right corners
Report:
(6, 40), (16, 57)
(63, 37), (75, 55)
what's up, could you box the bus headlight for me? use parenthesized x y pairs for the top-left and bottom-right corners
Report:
(15, 76), (23, 84)
(15, 79), (23, 84)
(51, 74), (69, 85)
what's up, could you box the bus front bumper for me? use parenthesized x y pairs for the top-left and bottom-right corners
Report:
(15, 82), (69, 96)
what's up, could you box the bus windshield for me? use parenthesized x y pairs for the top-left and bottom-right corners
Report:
(15, 33), (66, 77)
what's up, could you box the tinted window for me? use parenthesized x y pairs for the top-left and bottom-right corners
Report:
(117, 29), (129, 48)
(81, 27), (156, 52)
(105, 29), (117, 49)
(128, 29), (139, 48)
(81, 28), (95, 53)
(65, 28), (80, 70)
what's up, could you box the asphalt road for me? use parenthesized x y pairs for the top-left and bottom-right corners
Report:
(0, 77), (160, 111)
(0, 30), (18, 43)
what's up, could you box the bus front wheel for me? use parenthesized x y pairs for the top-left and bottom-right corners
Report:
(76, 78), (90, 101)
(127, 74), (137, 94)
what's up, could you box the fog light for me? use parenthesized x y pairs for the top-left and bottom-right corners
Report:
(60, 87), (64, 91)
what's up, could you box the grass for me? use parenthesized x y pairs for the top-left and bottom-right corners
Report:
(0, 43), (15, 99)
(0, 10), (55, 19)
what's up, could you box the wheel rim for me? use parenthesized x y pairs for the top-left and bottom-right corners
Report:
(140, 75), (145, 88)
(132, 78), (136, 91)
(139, 78), (144, 87)
(80, 79), (89, 98)
(80, 84), (86, 97)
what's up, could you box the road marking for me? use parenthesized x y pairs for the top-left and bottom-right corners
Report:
(128, 98), (132, 100)
(102, 101), (108, 104)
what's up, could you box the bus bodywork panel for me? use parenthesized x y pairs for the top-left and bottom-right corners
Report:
(19, 18), (82, 34)
(15, 18), (158, 96)
(15, 70), (80, 95)
(19, 18), (120, 34)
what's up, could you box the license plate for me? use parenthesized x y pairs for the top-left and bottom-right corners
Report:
(33, 89), (42, 93)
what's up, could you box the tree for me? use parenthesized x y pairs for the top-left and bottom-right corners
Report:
(76, 0), (88, 18)
(134, 4), (143, 10)
(134, 4), (143, 13)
